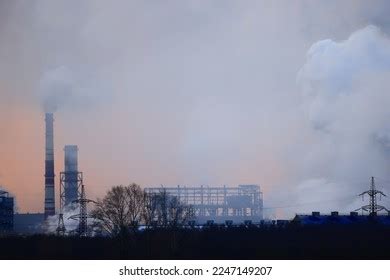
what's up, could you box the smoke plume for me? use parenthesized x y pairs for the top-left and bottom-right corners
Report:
(38, 66), (105, 113)
(39, 66), (75, 113)
(44, 205), (81, 234)
(285, 25), (390, 215)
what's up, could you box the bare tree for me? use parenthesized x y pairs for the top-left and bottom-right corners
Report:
(154, 189), (193, 228)
(92, 185), (194, 235)
(142, 192), (159, 228)
(125, 183), (144, 231)
(91, 184), (144, 236)
(156, 189), (169, 227)
(168, 196), (193, 227)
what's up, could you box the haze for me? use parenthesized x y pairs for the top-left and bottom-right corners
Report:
(1, 1), (390, 218)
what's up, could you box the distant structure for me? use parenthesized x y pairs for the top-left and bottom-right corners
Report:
(0, 189), (14, 233)
(57, 146), (88, 236)
(59, 145), (84, 210)
(145, 185), (263, 224)
(14, 213), (44, 234)
(44, 113), (55, 219)
(293, 211), (390, 226)
(355, 176), (389, 215)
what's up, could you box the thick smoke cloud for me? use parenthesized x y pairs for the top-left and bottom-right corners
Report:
(39, 66), (75, 113)
(284, 25), (390, 215)
(38, 66), (107, 113)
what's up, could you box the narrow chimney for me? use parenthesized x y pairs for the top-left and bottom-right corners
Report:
(44, 113), (55, 219)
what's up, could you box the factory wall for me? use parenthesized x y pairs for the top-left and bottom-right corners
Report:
(0, 193), (14, 233)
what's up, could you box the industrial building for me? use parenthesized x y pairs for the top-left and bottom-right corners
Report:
(292, 211), (390, 226)
(13, 213), (45, 234)
(0, 190), (14, 233)
(145, 184), (263, 224)
(292, 177), (390, 226)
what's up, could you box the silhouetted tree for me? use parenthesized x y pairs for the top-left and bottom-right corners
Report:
(92, 185), (193, 236)
(155, 189), (193, 228)
(125, 183), (144, 231)
(92, 184), (144, 236)
(143, 192), (159, 228)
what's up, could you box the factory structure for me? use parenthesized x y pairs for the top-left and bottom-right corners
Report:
(44, 113), (86, 220)
(0, 189), (14, 233)
(145, 184), (263, 224)
(4, 112), (390, 235)
(10, 113), (92, 235)
(292, 211), (390, 226)
(60, 145), (83, 208)
(292, 177), (390, 226)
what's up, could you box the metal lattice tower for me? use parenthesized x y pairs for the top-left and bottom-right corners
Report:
(69, 185), (95, 237)
(355, 176), (389, 215)
(56, 213), (66, 236)
(56, 171), (83, 235)
(145, 185), (263, 224)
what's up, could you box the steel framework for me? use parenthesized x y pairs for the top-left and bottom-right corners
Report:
(56, 171), (83, 235)
(145, 185), (263, 223)
(355, 176), (389, 215)
(69, 185), (95, 237)
(59, 171), (83, 210)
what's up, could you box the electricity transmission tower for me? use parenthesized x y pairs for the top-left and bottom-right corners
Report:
(69, 185), (96, 237)
(355, 176), (389, 215)
(56, 213), (66, 236)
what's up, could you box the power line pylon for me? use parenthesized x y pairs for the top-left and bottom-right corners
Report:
(56, 175), (66, 236)
(56, 213), (66, 236)
(355, 176), (389, 215)
(69, 185), (95, 237)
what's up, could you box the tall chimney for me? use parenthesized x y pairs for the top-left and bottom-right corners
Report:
(64, 145), (79, 206)
(44, 113), (55, 219)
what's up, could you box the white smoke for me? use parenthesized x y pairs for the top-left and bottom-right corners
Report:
(44, 204), (80, 234)
(38, 66), (106, 113)
(298, 25), (390, 132)
(39, 66), (75, 113)
(286, 25), (390, 216)
(45, 204), (99, 235)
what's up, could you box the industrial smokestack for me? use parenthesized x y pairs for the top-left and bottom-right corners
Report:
(44, 113), (55, 219)
(64, 145), (79, 206)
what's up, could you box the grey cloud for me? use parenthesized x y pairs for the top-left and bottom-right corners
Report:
(1, 1), (390, 216)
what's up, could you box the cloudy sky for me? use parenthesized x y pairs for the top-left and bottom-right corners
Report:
(1, 1), (390, 217)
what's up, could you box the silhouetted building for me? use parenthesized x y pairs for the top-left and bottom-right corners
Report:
(292, 211), (390, 226)
(13, 213), (45, 234)
(0, 190), (14, 233)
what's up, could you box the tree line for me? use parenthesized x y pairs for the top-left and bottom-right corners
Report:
(91, 184), (193, 236)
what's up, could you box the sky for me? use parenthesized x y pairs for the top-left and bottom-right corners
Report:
(1, 1), (390, 218)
